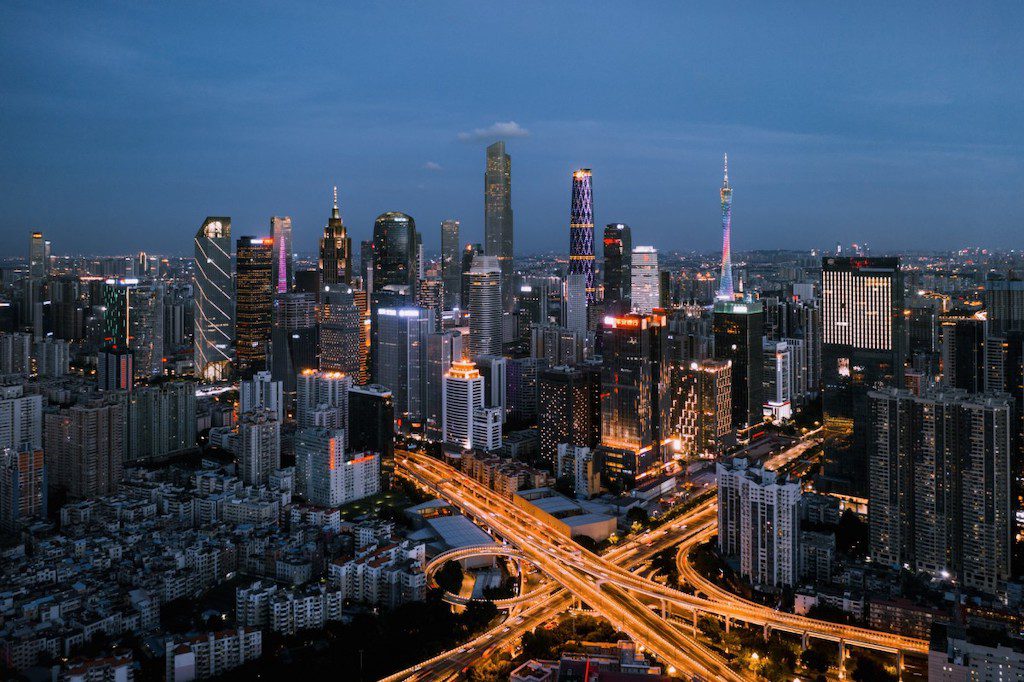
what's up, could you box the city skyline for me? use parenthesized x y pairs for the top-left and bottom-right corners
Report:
(2, 3), (1022, 256)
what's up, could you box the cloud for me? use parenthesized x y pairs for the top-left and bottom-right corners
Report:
(457, 120), (530, 142)
(423, 161), (443, 171)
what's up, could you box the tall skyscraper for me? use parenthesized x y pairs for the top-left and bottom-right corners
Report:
(194, 217), (233, 381)
(569, 169), (596, 303)
(716, 154), (735, 301)
(538, 364), (601, 467)
(270, 216), (293, 294)
(101, 278), (165, 379)
(442, 358), (485, 451)
(821, 256), (905, 495)
(673, 359), (732, 458)
(348, 385), (394, 463)
(597, 313), (669, 489)
(296, 369), (351, 438)
(713, 299), (764, 433)
(940, 310), (987, 393)
(425, 330), (458, 441)
(373, 212), (418, 290)
(484, 142), (514, 312)
(602, 223), (631, 313)
(630, 246), (660, 314)
(564, 273), (588, 336)
(983, 273), (1024, 335)
(868, 388), (1012, 596)
(374, 306), (432, 421)
(235, 236), (275, 374)
(440, 219), (461, 309)
(319, 287), (361, 376)
(270, 292), (318, 391)
(239, 409), (281, 486)
(467, 255), (503, 358)
(460, 243), (482, 311)
(29, 231), (47, 280)
(319, 187), (352, 287)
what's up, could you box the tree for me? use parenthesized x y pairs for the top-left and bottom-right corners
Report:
(626, 506), (649, 529)
(835, 509), (869, 557)
(434, 560), (463, 593)
(800, 645), (832, 674)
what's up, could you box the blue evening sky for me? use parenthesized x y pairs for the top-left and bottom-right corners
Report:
(1, 2), (1021, 256)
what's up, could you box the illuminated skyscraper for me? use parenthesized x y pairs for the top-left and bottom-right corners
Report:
(442, 358), (486, 451)
(569, 169), (596, 303)
(320, 187), (352, 287)
(374, 306), (432, 421)
(102, 278), (165, 379)
(28, 231), (46, 279)
(271, 216), (293, 294)
(716, 154), (735, 301)
(538, 364), (601, 467)
(484, 142), (514, 312)
(630, 246), (660, 314)
(821, 256), (904, 495)
(468, 255), (503, 357)
(440, 219), (461, 309)
(235, 236), (274, 373)
(373, 212), (418, 291)
(713, 299), (764, 433)
(319, 287), (361, 376)
(602, 223), (631, 313)
(193, 217), (233, 381)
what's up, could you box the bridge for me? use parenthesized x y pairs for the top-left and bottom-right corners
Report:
(424, 544), (550, 608)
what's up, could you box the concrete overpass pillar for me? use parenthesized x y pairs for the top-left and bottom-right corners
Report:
(659, 598), (667, 618)
(838, 639), (847, 679)
(897, 650), (904, 681)
(763, 623), (770, 642)
(692, 610), (698, 634)
(801, 631), (809, 650)
(724, 616), (731, 633)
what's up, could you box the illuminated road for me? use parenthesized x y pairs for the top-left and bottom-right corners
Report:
(394, 449), (928, 678)
(396, 451), (745, 681)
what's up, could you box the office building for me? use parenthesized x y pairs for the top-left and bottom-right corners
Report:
(270, 291), (318, 390)
(821, 256), (904, 495)
(569, 168), (596, 303)
(417, 277), (444, 332)
(630, 246), (659, 314)
(983, 273), (1024, 335)
(602, 223), (631, 313)
(538, 364), (601, 467)
(717, 458), (801, 588)
(194, 217), (233, 381)
(441, 219), (461, 309)
(713, 298), (764, 432)
(235, 236), (275, 373)
(0, 445), (46, 532)
(348, 385), (394, 463)
(868, 388), (1012, 596)
(442, 358), (487, 451)
(762, 339), (793, 421)
(674, 359), (732, 458)
(319, 287), (361, 375)
(97, 345), (134, 392)
(484, 142), (514, 312)
(271, 216), (293, 294)
(564, 272), (588, 336)
(467, 255), (503, 357)
(29, 231), (46, 280)
(597, 313), (669, 489)
(102, 278), (165, 379)
(506, 356), (547, 426)
(374, 306), (431, 422)
(373, 212), (418, 290)
(940, 311), (987, 393)
(425, 330), (459, 441)
(320, 187), (352, 287)
(239, 409), (281, 486)
(460, 243), (482, 311)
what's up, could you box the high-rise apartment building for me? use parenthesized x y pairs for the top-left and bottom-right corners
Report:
(467, 255), (503, 358)
(440, 219), (461, 310)
(630, 246), (660, 314)
(239, 409), (281, 486)
(295, 427), (380, 507)
(0, 333), (32, 375)
(270, 216), (293, 294)
(569, 169), (596, 304)
(194, 217), (233, 381)
(236, 236), (275, 373)
(0, 385), (43, 452)
(296, 369), (352, 439)
(868, 388), (1012, 596)
(821, 256), (904, 495)
(713, 298), (764, 433)
(240, 371), (284, 423)
(127, 381), (197, 461)
(319, 187), (352, 287)
(44, 398), (124, 499)
(602, 223), (631, 314)
(717, 458), (801, 588)
(484, 142), (514, 312)
(97, 345), (134, 392)
(0, 445), (46, 532)
(442, 358), (487, 451)
(538, 364), (601, 467)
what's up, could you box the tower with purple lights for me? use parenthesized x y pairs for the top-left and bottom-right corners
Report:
(716, 154), (734, 301)
(569, 168), (596, 303)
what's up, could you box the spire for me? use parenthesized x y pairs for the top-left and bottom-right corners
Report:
(331, 186), (340, 221)
(723, 153), (729, 188)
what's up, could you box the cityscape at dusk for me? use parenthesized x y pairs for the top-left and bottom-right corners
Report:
(1, 4), (1023, 682)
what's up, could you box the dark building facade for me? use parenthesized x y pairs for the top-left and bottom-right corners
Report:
(235, 236), (274, 374)
(602, 223), (631, 314)
(713, 299), (764, 433)
(372, 212), (418, 291)
(538, 363), (601, 468)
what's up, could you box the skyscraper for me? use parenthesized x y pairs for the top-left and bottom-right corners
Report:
(821, 256), (905, 495)
(29, 231), (46, 280)
(102, 278), (165, 379)
(348, 385), (394, 463)
(442, 358), (486, 451)
(538, 364), (601, 467)
(270, 216), (293, 294)
(373, 212), (418, 290)
(440, 219), (461, 309)
(319, 287), (361, 376)
(564, 273), (588, 336)
(320, 187), (352, 287)
(44, 398), (124, 499)
(235, 236), (275, 374)
(296, 369), (351, 437)
(374, 306), (432, 422)
(597, 313), (669, 489)
(460, 243), (482, 311)
(630, 246), (660, 314)
(194, 217), (233, 381)
(716, 154), (735, 301)
(425, 330), (458, 441)
(713, 298), (764, 433)
(468, 255), (503, 358)
(0, 445), (46, 533)
(240, 371), (284, 423)
(569, 169), (596, 303)
(602, 223), (631, 313)
(484, 142), (514, 312)
(270, 291), (318, 390)
(940, 310), (987, 393)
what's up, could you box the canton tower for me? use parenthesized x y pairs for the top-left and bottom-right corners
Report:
(716, 154), (734, 301)
(569, 168), (596, 303)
